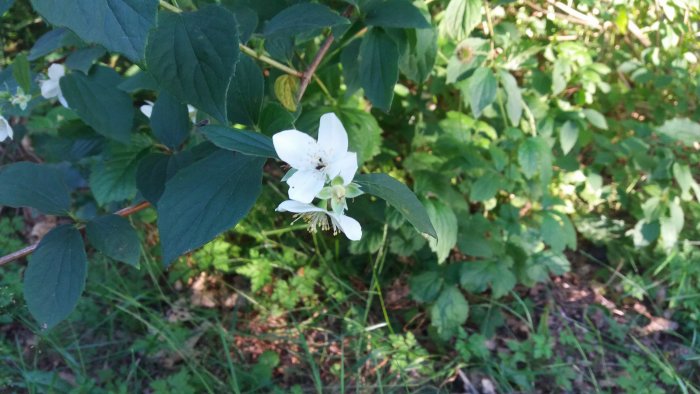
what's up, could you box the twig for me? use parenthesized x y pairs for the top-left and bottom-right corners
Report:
(239, 44), (303, 78)
(0, 201), (151, 266)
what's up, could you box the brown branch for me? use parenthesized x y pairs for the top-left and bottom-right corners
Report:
(295, 6), (354, 102)
(0, 201), (151, 267)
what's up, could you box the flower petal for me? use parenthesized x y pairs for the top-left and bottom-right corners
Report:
(0, 116), (13, 141)
(325, 151), (358, 184)
(40, 79), (60, 100)
(317, 113), (348, 158)
(276, 200), (325, 213)
(272, 129), (319, 170)
(331, 213), (362, 241)
(140, 104), (153, 118)
(287, 169), (326, 203)
(58, 94), (69, 109)
(47, 63), (65, 80)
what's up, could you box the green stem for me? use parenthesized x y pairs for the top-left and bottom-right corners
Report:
(159, 0), (181, 13)
(238, 44), (303, 77)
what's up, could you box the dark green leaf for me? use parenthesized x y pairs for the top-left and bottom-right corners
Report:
(30, 0), (157, 62)
(12, 53), (31, 93)
(86, 214), (140, 266)
(409, 271), (444, 303)
(425, 199), (458, 263)
(439, 0), (482, 41)
(470, 173), (501, 202)
(259, 102), (296, 135)
(264, 3), (349, 37)
(158, 150), (265, 265)
(541, 211), (576, 252)
(0, 0), (14, 15)
(399, 24), (438, 83)
(29, 28), (69, 60)
(355, 173), (437, 238)
(150, 91), (190, 149)
(0, 162), (71, 215)
(359, 28), (399, 111)
(65, 46), (106, 74)
(518, 137), (550, 179)
(200, 126), (277, 158)
(23, 225), (87, 329)
(136, 153), (170, 205)
(90, 138), (150, 206)
(60, 66), (134, 143)
(499, 71), (522, 125)
(118, 71), (158, 93)
(341, 39), (362, 95)
(227, 56), (264, 127)
(559, 120), (579, 155)
(460, 261), (516, 298)
(365, 0), (430, 29)
(146, 5), (240, 123)
(656, 117), (700, 146)
(431, 286), (469, 339)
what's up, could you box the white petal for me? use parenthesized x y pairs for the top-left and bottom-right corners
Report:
(58, 94), (69, 109)
(325, 152), (358, 184)
(0, 116), (13, 141)
(331, 213), (362, 241)
(287, 170), (325, 204)
(317, 113), (348, 158)
(140, 104), (153, 118)
(187, 105), (197, 123)
(40, 79), (60, 99)
(47, 63), (65, 80)
(272, 129), (319, 170)
(276, 200), (324, 213)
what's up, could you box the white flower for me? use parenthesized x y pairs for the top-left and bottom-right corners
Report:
(10, 87), (31, 111)
(273, 113), (358, 203)
(276, 200), (362, 241)
(0, 116), (13, 141)
(140, 100), (197, 124)
(39, 64), (68, 108)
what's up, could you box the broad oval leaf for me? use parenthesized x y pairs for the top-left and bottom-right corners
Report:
(146, 5), (240, 123)
(264, 3), (349, 37)
(355, 173), (437, 238)
(499, 70), (523, 125)
(61, 66), (134, 143)
(656, 117), (700, 146)
(365, 0), (430, 29)
(24, 225), (87, 330)
(86, 214), (141, 266)
(200, 126), (277, 159)
(359, 28), (399, 111)
(439, 0), (482, 41)
(89, 138), (150, 206)
(227, 56), (264, 127)
(150, 91), (190, 149)
(0, 162), (71, 215)
(559, 120), (579, 155)
(30, 0), (158, 62)
(157, 149), (265, 265)
(464, 67), (496, 118)
(425, 199), (458, 263)
(430, 285), (469, 339)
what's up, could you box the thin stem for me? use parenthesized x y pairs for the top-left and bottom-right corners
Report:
(483, 1), (496, 54)
(296, 34), (336, 102)
(238, 44), (303, 78)
(159, 0), (181, 13)
(0, 201), (151, 266)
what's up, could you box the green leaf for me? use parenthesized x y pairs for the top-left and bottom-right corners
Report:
(274, 75), (299, 112)
(365, 0), (430, 29)
(60, 66), (134, 143)
(90, 138), (150, 206)
(425, 199), (458, 263)
(158, 150), (265, 265)
(518, 137), (550, 179)
(460, 261), (516, 298)
(656, 117), (700, 146)
(227, 56), (264, 127)
(439, 0), (482, 41)
(430, 286), (469, 339)
(199, 126), (277, 158)
(264, 3), (349, 37)
(146, 5), (240, 123)
(409, 271), (444, 303)
(541, 211), (576, 252)
(399, 22), (438, 83)
(458, 215), (493, 258)
(470, 173), (501, 202)
(660, 198), (684, 250)
(23, 225), (87, 330)
(355, 173), (437, 238)
(359, 28), (399, 111)
(0, 0), (14, 15)
(582, 109), (608, 130)
(0, 162), (71, 215)
(12, 53), (31, 93)
(86, 214), (140, 266)
(499, 70), (522, 125)
(341, 40), (362, 95)
(464, 67), (496, 118)
(135, 153), (171, 205)
(673, 163), (700, 202)
(150, 91), (190, 149)
(259, 102), (296, 134)
(30, 0), (157, 62)
(337, 109), (383, 164)
(29, 28), (70, 61)
(559, 120), (579, 155)
(65, 46), (106, 74)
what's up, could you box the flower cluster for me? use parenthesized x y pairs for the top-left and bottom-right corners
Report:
(273, 113), (363, 240)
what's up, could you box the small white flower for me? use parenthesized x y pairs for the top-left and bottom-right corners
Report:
(276, 200), (362, 241)
(141, 100), (197, 124)
(0, 115), (13, 141)
(273, 113), (358, 203)
(10, 87), (31, 111)
(39, 63), (68, 108)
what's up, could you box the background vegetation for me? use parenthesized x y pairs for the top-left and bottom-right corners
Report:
(1, 0), (700, 392)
